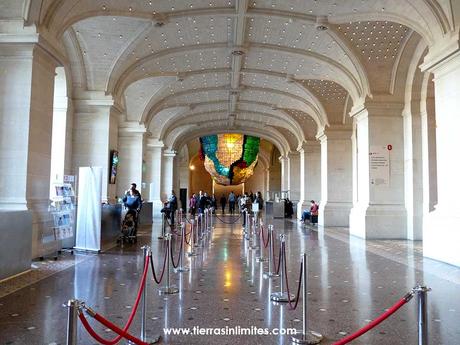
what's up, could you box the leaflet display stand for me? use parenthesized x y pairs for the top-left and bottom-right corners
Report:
(43, 175), (76, 259)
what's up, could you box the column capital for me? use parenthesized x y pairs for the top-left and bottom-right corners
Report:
(146, 138), (164, 148)
(118, 121), (146, 135)
(420, 33), (460, 75)
(73, 91), (115, 112)
(349, 100), (404, 119)
(287, 150), (300, 158)
(163, 149), (177, 158)
(297, 140), (320, 153)
(278, 155), (288, 163)
(316, 125), (352, 141)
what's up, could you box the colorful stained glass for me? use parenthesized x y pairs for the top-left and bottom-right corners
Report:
(200, 134), (260, 185)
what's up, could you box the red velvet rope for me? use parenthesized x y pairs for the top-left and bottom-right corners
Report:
(332, 297), (409, 345)
(150, 245), (168, 284)
(170, 235), (183, 269)
(272, 238), (282, 274)
(78, 255), (150, 345)
(261, 226), (269, 248)
(283, 244), (303, 310)
(78, 312), (148, 345)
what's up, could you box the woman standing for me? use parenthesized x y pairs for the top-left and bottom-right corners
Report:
(189, 193), (197, 217)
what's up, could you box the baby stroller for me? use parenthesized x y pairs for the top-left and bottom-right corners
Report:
(118, 208), (139, 245)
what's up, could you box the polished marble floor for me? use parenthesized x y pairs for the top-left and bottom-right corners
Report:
(1, 216), (459, 345)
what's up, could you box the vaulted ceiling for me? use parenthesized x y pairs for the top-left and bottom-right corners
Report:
(23, 0), (453, 153)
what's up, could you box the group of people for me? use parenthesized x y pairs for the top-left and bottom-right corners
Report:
(188, 190), (264, 216)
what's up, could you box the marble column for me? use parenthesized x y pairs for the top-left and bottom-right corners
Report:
(349, 102), (407, 239)
(72, 92), (120, 202)
(279, 155), (289, 194)
(297, 141), (321, 218)
(161, 149), (176, 202)
(0, 43), (58, 257)
(421, 53), (460, 266)
(317, 126), (353, 227)
(288, 151), (301, 203)
(116, 122), (146, 198)
(146, 139), (164, 217)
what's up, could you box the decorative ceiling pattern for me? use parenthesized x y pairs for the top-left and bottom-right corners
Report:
(27, 0), (451, 151)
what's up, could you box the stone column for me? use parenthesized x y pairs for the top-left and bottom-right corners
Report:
(279, 155), (289, 194)
(421, 53), (460, 266)
(297, 141), (321, 218)
(349, 102), (407, 238)
(0, 43), (58, 257)
(72, 92), (120, 202)
(288, 151), (301, 203)
(317, 126), (353, 227)
(403, 107), (424, 240)
(161, 149), (176, 202)
(146, 139), (163, 217)
(116, 122), (145, 198)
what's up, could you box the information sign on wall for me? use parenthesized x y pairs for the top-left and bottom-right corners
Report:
(369, 146), (390, 186)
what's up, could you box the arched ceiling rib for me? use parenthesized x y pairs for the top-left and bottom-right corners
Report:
(30, 0), (454, 151)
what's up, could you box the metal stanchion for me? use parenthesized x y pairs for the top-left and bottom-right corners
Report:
(250, 215), (258, 250)
(175, 223), (189, 273)
(263, 225), (279, 278)
(205, 208), (208, 232)
(136, 246), (161, 344)
(158, 212), (166, 239)
(195, 215), (203, 248)
(291, 253), (323, 344)
(270, 234), (294, 302)
(210, 208), (214, 230)
(66, 299), (78, 345)
(159, 234), (179, 295)
(187, 219), (197, 257)
(256, 224), (267, 262)
(415, 285), (430, 345)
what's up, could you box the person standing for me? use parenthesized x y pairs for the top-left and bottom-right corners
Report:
(254, 191), (264, 222)
(228, 191), (236, 214)
(198, 191), (208, 214)
(189, 193), (197, 217)
(122, 183), (143, 234)
(220, 194), (227, 214)
(168, 190), (178, 226)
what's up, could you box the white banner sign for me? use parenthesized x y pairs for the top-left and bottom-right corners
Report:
(75, 167), (102, 252)
(369, 146), (390, 186)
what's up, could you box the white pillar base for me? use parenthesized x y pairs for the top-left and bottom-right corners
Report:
(319, 202), (352, 227)
(151, 199), (164, 219)
(424, 207), (460, 267)
(349, 203), (407, 239)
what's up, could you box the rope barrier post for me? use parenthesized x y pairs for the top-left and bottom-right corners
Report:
(158, 212), (166, 239)
(414, 285), (431, 345)
(175, 222), (189, 273)
(263, 225), (279, 278)
(66, 299), (79, 345)
(210, 207), (214, 230)
(188, 219), (197, 257)
(138, 246), (161, 344)
(256, 225), (267, 262)
(249, 215), (258, 250)
(159, 233), (179, 295)
(292, 253), (323, 344)
(270, 234), (294, 302)
(195, 215), (203, 248)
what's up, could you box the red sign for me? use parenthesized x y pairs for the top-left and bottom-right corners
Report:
(387, 144), (393, 151)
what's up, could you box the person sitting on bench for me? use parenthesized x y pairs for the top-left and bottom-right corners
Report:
(301, 200), (319, 223)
